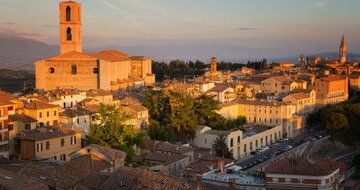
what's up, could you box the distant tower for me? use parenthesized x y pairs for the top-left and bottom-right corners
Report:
(59, 1), (82, 54)
(210, 57), (217, 76)
(339, 35), (346, 64)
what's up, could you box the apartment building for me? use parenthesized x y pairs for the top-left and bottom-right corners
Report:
(193, 125), (283, 160)
(219, 99), (299, 138)
(266, 158), (345, 190)
(0, 91), (17, 158)
(17, 126), (82, 161)
(315, 75), (348, 107)
(261, 76), (298, 96)
(22, 100), (60, 127)
(282, 89), (316, 116)
(59, 108), (92, 138)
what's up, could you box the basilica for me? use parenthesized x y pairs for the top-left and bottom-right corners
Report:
(35, 1), (155, 91)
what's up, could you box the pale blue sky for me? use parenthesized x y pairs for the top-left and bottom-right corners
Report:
(0, 0), (359, 58)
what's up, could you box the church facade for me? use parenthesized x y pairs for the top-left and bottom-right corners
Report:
(35, 1), (155, 91)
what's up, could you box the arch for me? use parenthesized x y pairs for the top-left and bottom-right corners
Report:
(66, 6), (71, 21)
(66, 27), (72, 41)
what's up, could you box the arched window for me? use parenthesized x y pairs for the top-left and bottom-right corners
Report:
(71, 65), (77, 74)
(230, 138), (233, 147)
(66, 27), (72, 41)
(66, 6), (71, 21)
(49, 67), (55, 73)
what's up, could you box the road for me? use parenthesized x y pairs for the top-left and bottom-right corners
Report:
(237, 129), (327, 171)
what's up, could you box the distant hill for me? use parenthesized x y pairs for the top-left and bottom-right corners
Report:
(0, 36), (359, 71)
(0, 36), (58, 70)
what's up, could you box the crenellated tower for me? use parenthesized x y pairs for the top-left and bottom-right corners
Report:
(59, 1), (82, 54)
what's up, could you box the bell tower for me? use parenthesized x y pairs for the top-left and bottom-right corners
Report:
(339, 35), (346, 64)
(210, 57), (217, 76)
(59, 1), (82, 54)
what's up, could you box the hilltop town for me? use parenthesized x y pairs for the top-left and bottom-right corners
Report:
(1, 1), (360, 190)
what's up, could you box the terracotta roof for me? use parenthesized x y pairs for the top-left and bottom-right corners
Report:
(317, 75), (347, 82)
(0, 169), (48, 190)
(144, 139), (194, 154)
(46, 51), (97, 61)
(86, 50), (129, 62)
(0, 90), (16, 105)
(18, 126), (81, 141)
(101, 166), (200, 190)
(269, 76), (294, 85)
(285, 93), (310, 100)
(131, 56), (146, 61)
(60, 108), (93, 117)
(145, 152), (187, 165)
(266, 157), (340, 176)
(220, 99), (287, 108)
(24, 100), (59, 110)
(8, 114), (38, 123)
(86, 89), (111, 97)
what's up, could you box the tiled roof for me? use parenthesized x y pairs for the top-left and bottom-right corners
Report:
(144, 139), (194, 154)
(0, 90), (16, 105)
(18, 126), (81, 141)
(60, 108), (93, 117)
(86, 89), (111, 97)
(269, 76), (294, 85)
(86, 50), (129, 62)
(24, 100), (59, 110)
(144, 152), (187, 165)
(220, 99), (287, 108)
(131, 56), (146, 61)
(101, 166), (200, 190)
(285, 93), (310, 100)
(8, 114), (38, 123)
(317, 75), (347, 82)
(266, 157), (340, 176)
(0, 169), (48, 190)
(208, 84), (232, 93)
(46, 51), (97, 61)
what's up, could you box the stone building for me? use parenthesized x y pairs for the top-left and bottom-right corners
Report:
(36, 0), (155, 92)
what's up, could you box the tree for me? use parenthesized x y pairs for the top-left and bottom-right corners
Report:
(87, 104), (145, 164)
(325, 112), (348, 130)
(193, 94), (221, 126)
(353, 153), (360, 178)
(212, 135), (233, 159)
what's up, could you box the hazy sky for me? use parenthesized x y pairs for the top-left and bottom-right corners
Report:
(0, 0), (359, 58)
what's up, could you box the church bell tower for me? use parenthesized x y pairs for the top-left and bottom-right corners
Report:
(210, 57), (217, 76)
(339, 35), (346, 64)
(59, 1), (82, 54)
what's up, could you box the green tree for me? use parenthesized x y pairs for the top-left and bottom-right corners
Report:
(353, 153), (360, 178)
(212, 135), (233, 159)
(325, 112), (348, 130)
(87, 104), (145, 164)
(193, 94), (221, 126)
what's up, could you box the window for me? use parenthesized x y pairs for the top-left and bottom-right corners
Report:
(51, 156), (57, 160)
(77, 118), (79, 124)
(285, 178), (291, 183)
(8, 106), (13, 111)
(37, 143), (43, 152)
(39, 112), (43, 118)
(237, 136), (240, 144)
(204, 138), (207, 144)
(46, 141), (50, 150)
(49, 67), (55, 73)
(298, 179), (304, 184)
(71, 136), (77, 145)
(61, 138), (65, 147)
(273, 178), (279, 182)
(71, 64), (77, 74)
(66, 27), (72, 41)
(47, 111), (50, 117)
(54, 111), (57, 116)
(93, 68), (99, 74)
(230, 138), (233, 147)
(8, 124), (13, 131)
(60, 154), (66, 161)
(25, 123), (31, 130)
(66, 6), (71, 21)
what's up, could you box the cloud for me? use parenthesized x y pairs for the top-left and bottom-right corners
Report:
(314, 1), (327, 8)
(237, 27), (262, 31)
(0, 24), (49, 42)
(5, 22), (19, 25)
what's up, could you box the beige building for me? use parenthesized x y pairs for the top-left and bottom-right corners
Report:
(22, 100), (60, 127)
(261, 76), (298, 96)
(219, 100), (299, 137)
(0, 91), (17, 158)
(349, 73), (360, 90)
(207, 84), (236, 103)
(36, 0), (155, 92)
(282, 89), (316, 116)
(193, 125), (283, 160)
(315, 76), (348, 107)
(17, 126), (82, 161)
